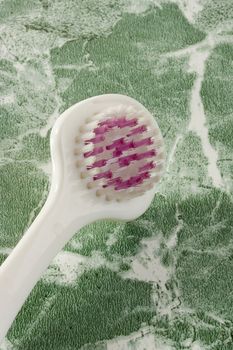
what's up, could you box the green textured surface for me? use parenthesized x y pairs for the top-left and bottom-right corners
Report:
(0, 1), (233, 349)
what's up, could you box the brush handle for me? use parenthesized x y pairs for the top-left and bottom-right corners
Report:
(0, 198), (85, 344)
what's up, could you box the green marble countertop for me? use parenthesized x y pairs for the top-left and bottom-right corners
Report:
(0, 0), (233, 349)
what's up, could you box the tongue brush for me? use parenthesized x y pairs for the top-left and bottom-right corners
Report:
(0, 94), (165, 342)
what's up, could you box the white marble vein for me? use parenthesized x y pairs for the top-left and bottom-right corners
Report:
(187, 39), (224, 188)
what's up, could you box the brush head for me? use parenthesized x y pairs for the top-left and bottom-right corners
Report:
(75, 105), (165, 201)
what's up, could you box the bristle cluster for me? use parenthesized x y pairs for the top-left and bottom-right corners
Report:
(75, 105), (164, 201)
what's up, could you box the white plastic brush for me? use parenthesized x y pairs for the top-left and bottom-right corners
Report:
(0, 94), (165, 342)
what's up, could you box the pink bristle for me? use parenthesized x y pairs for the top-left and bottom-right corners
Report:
(116, 117), (137, 128)
(136, 149), (156, 160)
(112, 149), (123, 157)
(82, 114), (159, 194)
(93, 170), (112, 181)
(103, 177), (121, 188)
(98, 118), (118, 127)
(117, 150), (156, 167)
(114, 172), (150, 190)
(114, 140), (134, 152)
(133, 137), (153, 148)
(109, 137), (152, 152)
(96, 117), (137, 132)
(107, 137), (153, 159)
(118, 153), (138, 167)
(106, 138), (125, 150)
(84, 146), (103, 158)
(87, 159), (107, 170)
(139, 161), (155, 172)
(127, 125), (147, 136)
(85, 135), (105, 145)
(94, 125), (110, 135)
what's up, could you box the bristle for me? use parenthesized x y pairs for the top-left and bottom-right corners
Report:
(75, 105), (165, 201)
